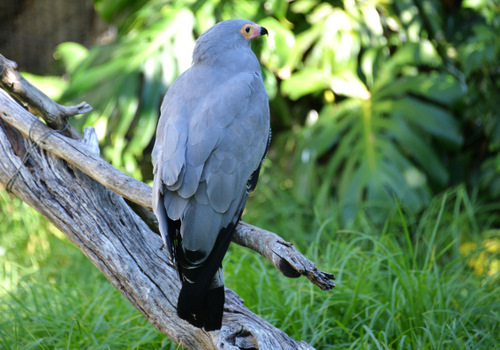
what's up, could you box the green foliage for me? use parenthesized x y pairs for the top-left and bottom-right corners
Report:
(294, 42), (464, 221)
(266, 0), (499, 222)
(456, 0), (500, 199)
(266, 1), (470, 222)
(55, 0), (500, 221)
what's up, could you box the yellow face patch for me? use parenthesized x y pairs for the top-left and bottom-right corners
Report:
(240, 24), (258, 40)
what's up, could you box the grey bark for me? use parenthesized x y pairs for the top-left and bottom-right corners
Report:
(0, 54), (90, 138)
(0, 54), (334, 349)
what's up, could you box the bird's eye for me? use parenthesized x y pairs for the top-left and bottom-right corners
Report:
(240, 24), (254, 37)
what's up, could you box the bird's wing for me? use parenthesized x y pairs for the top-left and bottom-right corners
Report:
(152, 76), (189, 257)
(152, 70), (269, 264)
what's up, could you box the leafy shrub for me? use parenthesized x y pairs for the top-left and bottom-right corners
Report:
(57, 0), (500, 221)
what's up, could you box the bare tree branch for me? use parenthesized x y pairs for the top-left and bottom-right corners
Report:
(0, 54), (90, 139)
(0, 88), (153, 209)
(0, 56), (334, 349)
(233, 222), (335, 291)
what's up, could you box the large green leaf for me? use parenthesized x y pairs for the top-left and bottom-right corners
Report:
(375, 97), (463, 147)
(374, 73), (464, 105)
(55, 42), (89, 74)
(281, 68), (331, 100)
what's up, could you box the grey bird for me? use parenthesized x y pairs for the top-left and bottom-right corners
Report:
(152, 19), (270, 331)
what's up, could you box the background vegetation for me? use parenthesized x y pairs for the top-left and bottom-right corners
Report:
(1, 0), (499, 349)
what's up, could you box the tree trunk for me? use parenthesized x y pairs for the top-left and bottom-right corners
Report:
(0, 54), (334, 349)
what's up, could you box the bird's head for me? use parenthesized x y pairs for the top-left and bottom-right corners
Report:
(238, 22), (269, 41)
(193, 19), (268, 65)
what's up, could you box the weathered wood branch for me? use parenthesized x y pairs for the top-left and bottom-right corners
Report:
(0, 89), (154, 211)
(234, 222), (334, 291)
(0, 57), (334, 349)
(0, 54), (90, 139)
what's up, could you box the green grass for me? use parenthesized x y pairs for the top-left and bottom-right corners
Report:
(1, 183), (499, 349)
(0, 191), (173, 349)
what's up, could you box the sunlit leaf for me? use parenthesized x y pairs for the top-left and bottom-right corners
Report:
(55, 42), (89, 75)
(330, 72), (370, 99)
(259, 17), (296, 72)
(281, 69), (330, 100)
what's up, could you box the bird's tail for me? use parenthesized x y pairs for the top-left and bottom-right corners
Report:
(177, 267), (225, 331)
(175, 217), (242, 330)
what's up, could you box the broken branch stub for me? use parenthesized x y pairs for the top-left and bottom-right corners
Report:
(0, 54), (91, 139)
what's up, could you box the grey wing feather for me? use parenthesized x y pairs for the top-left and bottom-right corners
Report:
(177, 164), (203, 198)
(153, 69), (270, 263)
(181, 202), (223, 255)
(194, 181), (210, 205)
(186, 127), (219, 167)
(163, 191), (189, 220)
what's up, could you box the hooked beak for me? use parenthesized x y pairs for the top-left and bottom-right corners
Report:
(248, 24), (268, 40)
